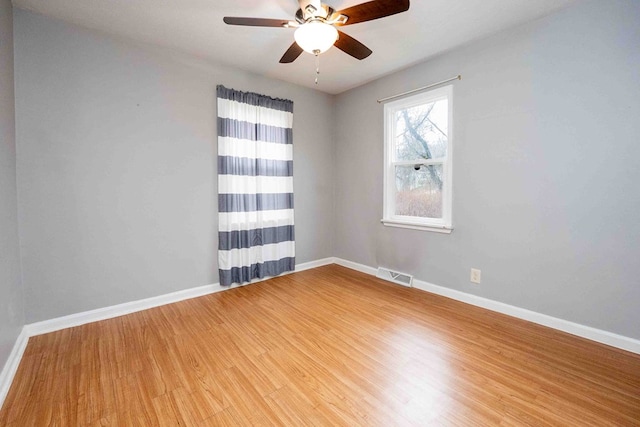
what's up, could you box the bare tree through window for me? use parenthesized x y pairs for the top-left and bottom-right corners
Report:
(394, 98), (448, 218)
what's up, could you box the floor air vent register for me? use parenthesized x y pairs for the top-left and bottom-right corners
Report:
(376, 267), (413, 287)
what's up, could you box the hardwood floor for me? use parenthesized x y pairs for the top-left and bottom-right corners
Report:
(1, 264), (639, 426)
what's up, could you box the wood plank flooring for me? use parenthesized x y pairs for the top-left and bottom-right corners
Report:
(1, 264), (639, 426)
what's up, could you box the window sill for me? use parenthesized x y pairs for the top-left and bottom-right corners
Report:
(381, 219), (453, 234)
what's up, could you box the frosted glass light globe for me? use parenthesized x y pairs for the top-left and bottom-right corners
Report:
(294, 21), (338, 54)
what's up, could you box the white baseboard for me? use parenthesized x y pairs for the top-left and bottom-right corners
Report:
(333, 257), (640, 355)
(25, 257), (337, 338)
(0, 328), (29, 409)
(295, 257), (335, 272)
(412, 278), (640, 354)
(333, 257), (377, 276)
(24, 283), (225, 337)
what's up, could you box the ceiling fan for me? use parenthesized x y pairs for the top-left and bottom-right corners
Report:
(223, 0), (410, 64)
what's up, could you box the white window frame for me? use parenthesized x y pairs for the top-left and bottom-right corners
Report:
(382, 85), (453, 233)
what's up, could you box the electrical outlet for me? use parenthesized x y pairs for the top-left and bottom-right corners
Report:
(470, 268), (481, 284)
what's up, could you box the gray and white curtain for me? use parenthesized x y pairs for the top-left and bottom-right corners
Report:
(216, 85), (295, 286)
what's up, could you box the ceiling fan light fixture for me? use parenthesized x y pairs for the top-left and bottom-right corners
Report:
(294, 20), (338, 54)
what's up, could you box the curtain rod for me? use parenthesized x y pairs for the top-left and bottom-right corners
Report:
(376, 75), (462, 103)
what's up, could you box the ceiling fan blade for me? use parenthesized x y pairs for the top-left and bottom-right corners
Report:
(223, 17), (292, 27)
(279, 42), (304, 63)
(336, 0), (410, 26)
(334, 30), (372, 60)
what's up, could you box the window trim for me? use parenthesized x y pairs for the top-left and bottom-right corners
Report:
(382, 85), (453, 233)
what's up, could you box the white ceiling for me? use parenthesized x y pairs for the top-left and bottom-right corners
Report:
(13, 0), (579, 94)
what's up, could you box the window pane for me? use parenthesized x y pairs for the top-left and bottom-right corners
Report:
(395, 164), (443, 218)
(394, 98), (448, 162)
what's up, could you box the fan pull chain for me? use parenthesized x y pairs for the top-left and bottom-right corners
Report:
(314, 50), (320, 85)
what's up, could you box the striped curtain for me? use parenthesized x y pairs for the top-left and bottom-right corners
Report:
(216, 85), (295, 286)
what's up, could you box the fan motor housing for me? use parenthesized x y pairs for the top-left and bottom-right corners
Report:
(296, 4), (331, 23)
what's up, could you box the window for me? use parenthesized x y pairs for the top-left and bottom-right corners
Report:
(382, 85), (453, 233)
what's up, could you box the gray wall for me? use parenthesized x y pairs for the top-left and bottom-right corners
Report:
(0, 0), (25, 368)
(333, 0), (640, 340)
(14, 9), (334, 323)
